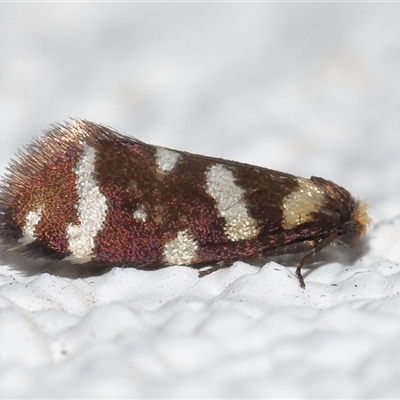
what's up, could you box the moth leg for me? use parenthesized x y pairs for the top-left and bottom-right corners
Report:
(295, 232), (339, 288)
(198, 260), (233, 278)
(295, 265), (306, 289)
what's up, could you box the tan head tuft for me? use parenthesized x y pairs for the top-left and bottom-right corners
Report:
(353, 200), (371, 237)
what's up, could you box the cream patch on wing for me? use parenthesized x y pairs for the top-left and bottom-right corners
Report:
(163, 230), (198, 265)
(20, 205), (44, 244)
(205, 164), (259, 241)
(282, 177), (325, 229)
(65, 144), (108, 263)
(156, 148), (181, 173)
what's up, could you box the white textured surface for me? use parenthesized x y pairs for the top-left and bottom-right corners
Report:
(1, 3), (400, 398)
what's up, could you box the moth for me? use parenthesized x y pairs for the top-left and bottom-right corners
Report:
(0, 119), (370, 287)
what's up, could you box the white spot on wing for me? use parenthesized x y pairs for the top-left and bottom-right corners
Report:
(65, 144), (108, 263)
(205, 164), (259, 241)
(282, 177), (325, 229)
(156, 147), (180, 172)
(133, 205), (148, 222)
(163, 230), (198, 265)
(20, 205), (44, 244)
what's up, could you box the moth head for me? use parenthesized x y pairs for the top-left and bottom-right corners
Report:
(336, 199), (371, 246)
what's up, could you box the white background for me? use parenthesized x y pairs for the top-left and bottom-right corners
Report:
(0, 3), (400, 398)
